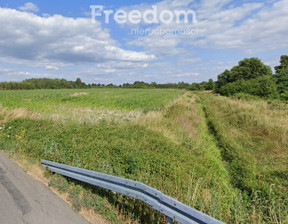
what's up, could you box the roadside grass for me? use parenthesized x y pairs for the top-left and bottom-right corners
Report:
(0, 116), (235, 223)
(198, 92), (288, 224)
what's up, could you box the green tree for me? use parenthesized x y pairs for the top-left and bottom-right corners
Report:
(188, 83), (205, 91)
(207, 79), (215, 90)
(75, 78), (82, 88)
(275, 55), (288, 74)
(215, 58), (273, 94)
(274, 55), (288, 95)
(230, 58), (272, 81)
(215, 70), (231, 91)
(274, 69), (288, 93)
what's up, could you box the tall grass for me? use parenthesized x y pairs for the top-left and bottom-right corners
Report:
(198, 92), (288, 223)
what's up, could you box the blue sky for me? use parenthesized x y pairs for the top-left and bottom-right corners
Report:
(0, 0), (287, 84)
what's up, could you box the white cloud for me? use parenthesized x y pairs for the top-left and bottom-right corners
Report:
(175, 73), (199, 77)
(0, 64), (59, 82)
(45, 65), (59, 71)
(18, 2), (39, 13)
(117, 0), (287, 83)
(119, 0), (195, 25)
(0, 7), (155, 69)
(127, 0), (287, 54)
(193, 0), (288, 52)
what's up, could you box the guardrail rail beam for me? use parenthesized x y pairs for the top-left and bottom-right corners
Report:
(41, 160), (225, 224)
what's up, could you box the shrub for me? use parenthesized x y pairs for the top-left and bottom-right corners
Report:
(218, 76), (278, 98)
(215, 58), (272, 93)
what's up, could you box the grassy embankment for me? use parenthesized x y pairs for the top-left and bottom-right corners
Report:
(198, 92), (288, 223)
(0, 88), (287, 223)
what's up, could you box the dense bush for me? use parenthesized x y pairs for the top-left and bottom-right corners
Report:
(218, 76), (278, 98)
(214, 57), (284, 98)
(216, 58), (272, 92)
(274, 69), (288, 93)
(188, 79), (215, 91)
(274, 55), (288, 95)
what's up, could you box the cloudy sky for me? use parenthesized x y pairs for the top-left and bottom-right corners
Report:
(0, 0), (287, 84)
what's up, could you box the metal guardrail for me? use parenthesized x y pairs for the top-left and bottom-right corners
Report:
(41, 160), (224, 224)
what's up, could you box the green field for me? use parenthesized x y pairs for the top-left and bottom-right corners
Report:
(0, 89), (287, 224)
(0, 88), (181, 112)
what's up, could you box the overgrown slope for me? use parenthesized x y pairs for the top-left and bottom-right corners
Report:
(0, 89), (287, 223)
(199, 92), (288, 223)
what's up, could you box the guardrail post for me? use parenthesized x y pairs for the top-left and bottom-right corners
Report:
(167, 216), (173, 224)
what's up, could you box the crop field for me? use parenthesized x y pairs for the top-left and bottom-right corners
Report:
(0, 88), (181, 112)
(0, 88), (287, 224)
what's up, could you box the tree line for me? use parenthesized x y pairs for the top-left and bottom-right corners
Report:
(1, 55), (287, 101)
(0, 78), (195, 90)
(0, 78), (87, 90)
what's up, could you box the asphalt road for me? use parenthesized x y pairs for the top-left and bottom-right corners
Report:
(0, 150), (90, 224)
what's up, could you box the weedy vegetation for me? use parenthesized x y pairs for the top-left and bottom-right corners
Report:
(0, 88), (287, 224)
